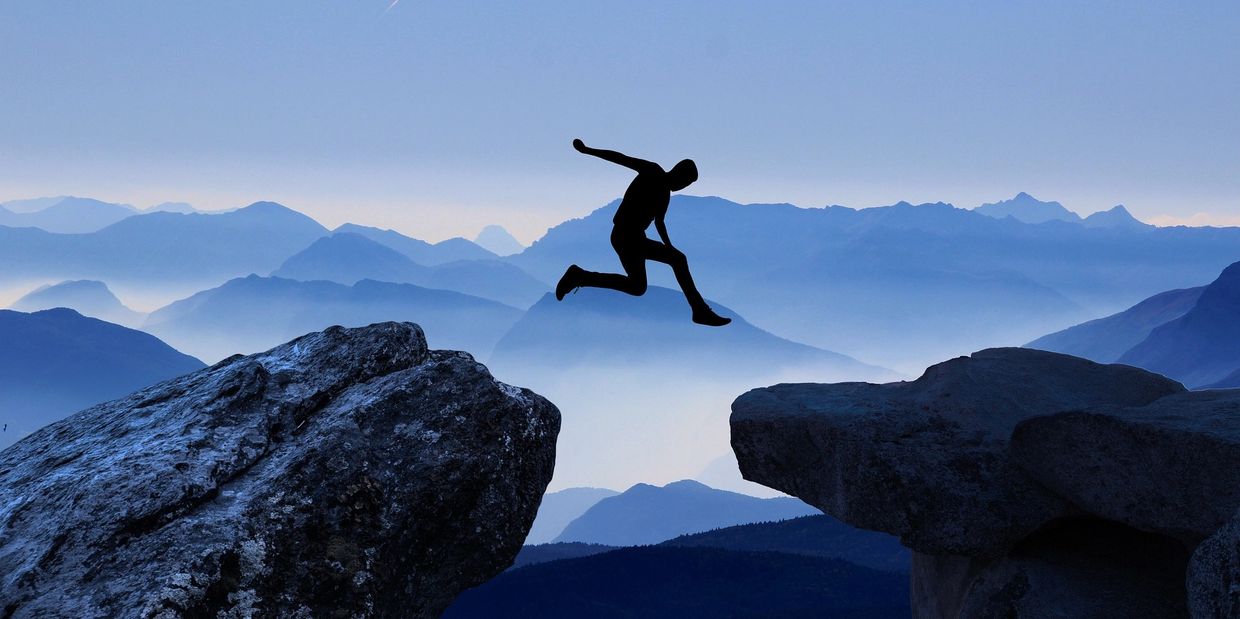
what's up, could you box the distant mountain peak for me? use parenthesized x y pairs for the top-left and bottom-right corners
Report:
(474, 224), (524, 256)
(239, 200), (291, 212)
(975, 193), (1081, 224)
(1083, 204), (1151, 229)
(551, 478), (818, 546)
(146, 202), (196, 214)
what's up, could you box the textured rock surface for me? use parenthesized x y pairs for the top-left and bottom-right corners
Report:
(1189, 508), (1240, 617)
(731, 347), (1240, 618)
(0, 322), (559, 618)
(731, 347), (1183, 556)
(1013, 389), (1240, 544)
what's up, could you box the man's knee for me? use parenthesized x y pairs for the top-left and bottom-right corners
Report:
(623, 278), (648, 296)
(667, 247), (686, 265)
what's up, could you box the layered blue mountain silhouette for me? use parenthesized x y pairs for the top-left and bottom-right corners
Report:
(0, 308), (203, 449)
(1083, 205), (1151, 230)
(0, 197), (137, 234)
(0, 196), (71, 213)
(483, 286), (892, 492)
(1205, 369), (1240, 389)
(974, 192), (1082, 224)
(1029, 260), (1240, 387)
(525, 487), (621, 544)
(146, 202), (197, 214)
(1028, 286), (1205, 362)
(1118, 262), (1240, 387)
(661, 514), (909, 573)
(491, 286), (889, 380)
(509, 195), (1240, 371)
(143, 275), (523, 363)
(510, 543), (619, 569)
(0, 201), (327, 286)
(456, 493), (910, 617)
(272, 233), (546, 308)
(444, 545), (909, 618)
(474, 224), (525, 256)
(10, 280), (145, 328)
(518, 514), (909, 572)
(334, 223), (497, 265)
(552, 480), (819, 546)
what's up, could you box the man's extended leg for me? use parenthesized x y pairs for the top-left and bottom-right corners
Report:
(641, 239), (730, 326)
(555, 238), (648, 300)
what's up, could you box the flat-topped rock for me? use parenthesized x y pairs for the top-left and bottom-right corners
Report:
(0, 322), (560, 618)
(731, 347), (1184, 556)
(729, 346), (1240, 617)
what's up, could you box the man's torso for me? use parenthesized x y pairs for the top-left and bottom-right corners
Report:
(612, 169), (668, 232)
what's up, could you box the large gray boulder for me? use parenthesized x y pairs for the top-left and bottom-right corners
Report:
(731, 347), (1240, 617)
(731, 347), (1183, 556)
(0, 322), (559, 618)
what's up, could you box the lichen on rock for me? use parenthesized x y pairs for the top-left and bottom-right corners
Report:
(0, 322), (559, 618)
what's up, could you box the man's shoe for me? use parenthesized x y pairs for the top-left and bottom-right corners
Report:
(692, 306), (731, 327)
(556, 265), (585, 301)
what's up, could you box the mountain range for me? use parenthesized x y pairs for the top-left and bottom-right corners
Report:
(526, 487), (621, 545)
(483, 286), (894, 490)
(1117, 262), (1240, 387)
(444, 546), (909, 618)
(0, 196), (201, 234)
(552, 480), (819, 546)
(334, 223), (498, 265)
(1027, 287), (1205, 363)
(0, 308), (204, 449)
(10, 280), (146, 328)
(508, 194), (1239, 372)
(515, 514), (909, 572)
(491, 286), (888, 379)
(973, 192), (1151, 230)
(143, 275), (524, 363)
(1029, 260), (1240, 388)
(0, 197), (138, 234)
(271, 233), (547, 308)
(0, 202), (327, 291)
(474, 224), (525, 256)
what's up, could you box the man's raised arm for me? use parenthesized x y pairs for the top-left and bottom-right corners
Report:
(573, 138), (657, 173)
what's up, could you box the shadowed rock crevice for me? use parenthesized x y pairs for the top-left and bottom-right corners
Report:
(0, 322), (559, 618)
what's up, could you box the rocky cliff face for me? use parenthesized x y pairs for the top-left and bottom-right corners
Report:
(0, 322), (559, 618)
(732, 347), (1240, 618)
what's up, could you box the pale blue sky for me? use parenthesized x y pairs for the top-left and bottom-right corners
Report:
(1, 1), (1237, 241)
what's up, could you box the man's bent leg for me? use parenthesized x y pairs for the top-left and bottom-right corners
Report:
(642, 240), (730, 326)
(555, 237), (649, 299)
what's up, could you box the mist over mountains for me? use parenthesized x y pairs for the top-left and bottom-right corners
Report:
(1029, 260), (1240, 388)
(334, 223), (499, 265)
(10, 280), (145, 328)
(144, 275), (523, 363)
(552, 480), (818, 546)
(0, 202), (327, 294)
(5, 190), (1240, 489)
(272, 233), (547, 308)
(484, 286), (891, 490)
(491, 287), (886, 379)
(512, 194), (1239, 372)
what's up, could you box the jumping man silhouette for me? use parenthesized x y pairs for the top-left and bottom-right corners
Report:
(555, 139), (731, 327)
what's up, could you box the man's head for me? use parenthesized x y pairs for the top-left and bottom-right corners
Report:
(667, 159), (698, 191)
